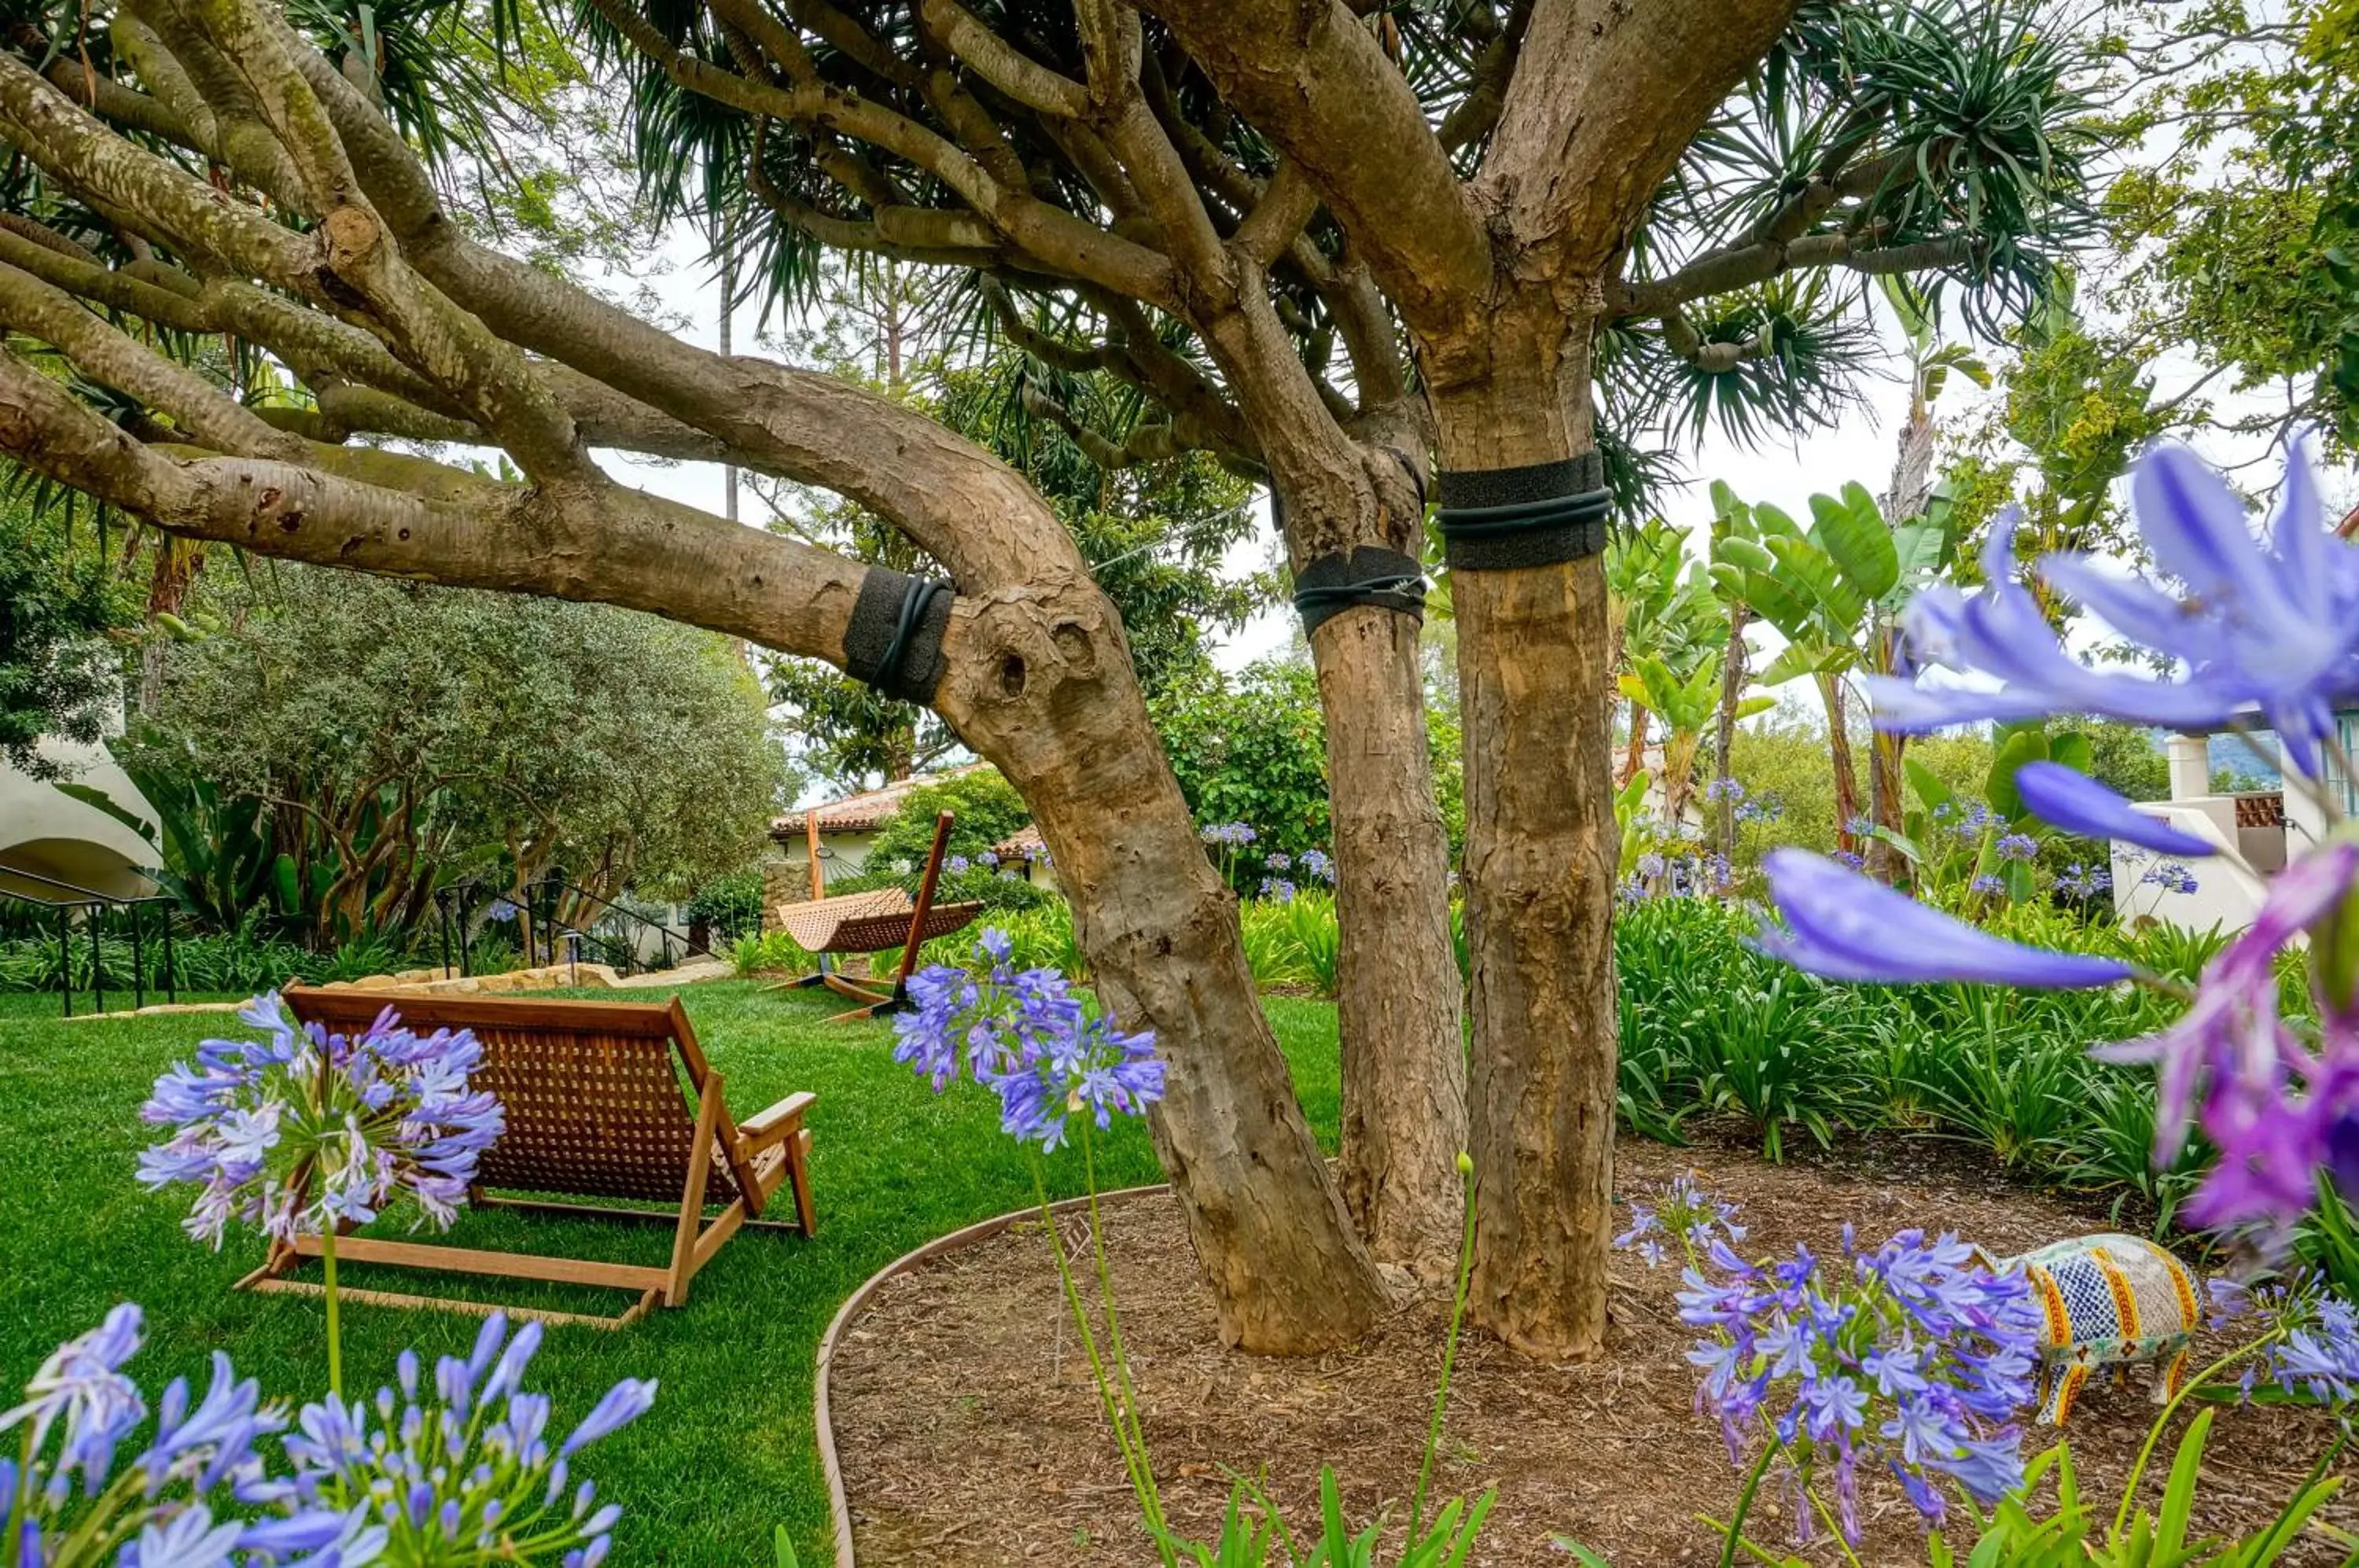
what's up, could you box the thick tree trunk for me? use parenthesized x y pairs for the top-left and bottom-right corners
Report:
(1713, 600), (1751, 858)
(938, 574), (1389, 1352)
(1297, 463), (1467, 1279)
(1820, 672), (1860, 856)
(1426, 331), (1617, 1361)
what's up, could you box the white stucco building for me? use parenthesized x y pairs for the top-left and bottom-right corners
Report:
(2111, 731), (2320, 933)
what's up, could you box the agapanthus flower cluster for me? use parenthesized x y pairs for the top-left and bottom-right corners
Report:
(1198, 822), (1257, 849)
(1257, 878), (1297, 904)
(243, 1314), (653, 1568)
(1734, 793), (1784, 826)
(2140, 862), (2201, 896)
(1297, 848), (1335, 885)
(1677, 1226), (2040, 1543)
(945, 855), (971, 877)
(1622, 845), (1737, 904)
(892, 929), (1165, 1152)
(1614, 1174), (1746, 1268)
(1757, 442), (2359, 1239)
(1264, 852), (1292, 872)
(1996, 834), (2039, 863)
(2210, 1272), (2359, 1407)
(138, 995), (505, 1248)
(0, 1303), (392, 1567)
(1704, 778), (1747, 805)
(1969, 874), (2006, 897)
(2053, 861), (2113, 900)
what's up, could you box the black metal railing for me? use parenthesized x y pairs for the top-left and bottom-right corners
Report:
(433, 876), (751, 981)
(0, 867), (178, 1017)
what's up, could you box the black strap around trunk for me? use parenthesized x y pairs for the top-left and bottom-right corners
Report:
(1434, 450), (1611, 572)
(1292, 546), (1427, 636)
(842, 567), (951, 705)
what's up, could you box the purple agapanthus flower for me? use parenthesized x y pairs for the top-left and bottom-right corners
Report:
(1298, 848), (1335, 884)
(138, 993), (505, 1248)
(0, 1306), (378, 1566)
(2209, 1273), (2359, 1407)
(1867, 444), (2359, 778)
(244, 1312), (648, 1566)
(2096, 844), (2359, 1231)
(1758, 850), (2131, 988)
(1674, 1221), (2039, 1544)
(1258, 877), (1298, 904)
(1616, 1174), (1747, 1268)
(1995, 833), (2039, 863)
(1197, 822), (1257, 850)
(892, 929), (1164, 1153)
(2013, 763), (2215, 858)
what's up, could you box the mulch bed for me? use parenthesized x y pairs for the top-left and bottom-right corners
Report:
(830, 1133), (2359, 1565)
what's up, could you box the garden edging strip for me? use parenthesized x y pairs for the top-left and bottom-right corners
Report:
(813, 1181), (1175, 1568)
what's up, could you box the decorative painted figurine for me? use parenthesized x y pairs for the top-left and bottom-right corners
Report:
(1972, 1233), (2203, 1426)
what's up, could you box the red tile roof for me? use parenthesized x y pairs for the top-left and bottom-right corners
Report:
(992, 823), (1045, 858)
(769, 766), (984, 837)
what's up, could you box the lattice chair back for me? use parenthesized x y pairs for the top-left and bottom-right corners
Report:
(284, 989), (735, 1206)
(461, 1009), (732, 1206)
(1974, 1232), (2203, 1425)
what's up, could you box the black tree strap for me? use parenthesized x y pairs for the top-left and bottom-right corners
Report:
(842, 567), (952, 705)
(1435, 449), (1612, 572)
(1292, 546), (1428, 636)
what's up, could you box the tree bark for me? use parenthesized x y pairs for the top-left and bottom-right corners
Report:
(1864, 624), (1908, 885)
(1617, 703), (1651, 790)
(938, 573), (1389, 1352)
(1713, 600), (1751, 858)
(1427, 318), (1617, 1361)
(1293, 458), (1467, 1279)
(1820, 672), (1860, 856)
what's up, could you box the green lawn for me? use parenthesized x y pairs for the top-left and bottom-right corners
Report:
(0, 981), (1345, 1563)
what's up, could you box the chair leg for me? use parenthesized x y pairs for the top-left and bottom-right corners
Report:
(786, 1128), (816, 1236)
(666, 1075), (724, 1306)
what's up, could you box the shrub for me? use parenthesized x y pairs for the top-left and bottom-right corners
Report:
(860, 768), (1032, 872)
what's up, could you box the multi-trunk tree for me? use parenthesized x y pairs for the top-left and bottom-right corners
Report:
(580, 0), (2096, 1346)
(0, 0), (2098, 1356)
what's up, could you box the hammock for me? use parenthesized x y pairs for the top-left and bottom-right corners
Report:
(771, 806), (981, 1020)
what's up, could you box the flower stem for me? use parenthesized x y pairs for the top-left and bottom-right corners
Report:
(322, 1224), (343, 1399)
(2109, 1331), (2275, 1541)
(1028, 1157), (1166, 1559)
(1079, 1121), (1164, 1538)
(1717, 1440), (1783, 1568)
(1409, 1158), (1480, 1542)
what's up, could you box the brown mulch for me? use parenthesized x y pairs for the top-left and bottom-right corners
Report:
(831, 1135), (2359, 1566)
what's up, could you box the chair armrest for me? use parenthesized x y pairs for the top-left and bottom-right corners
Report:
(738, 1091), (815, 1153)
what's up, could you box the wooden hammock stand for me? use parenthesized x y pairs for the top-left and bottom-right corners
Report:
(772, 808), (981, 1020)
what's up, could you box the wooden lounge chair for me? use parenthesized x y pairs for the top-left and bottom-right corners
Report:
(241, 988), (816, 1330)
(772, 808), (982, 1020)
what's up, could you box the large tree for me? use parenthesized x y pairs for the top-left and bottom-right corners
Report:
(0, 0), (2098, 1355)
(576, 0), (2096, 1323)
(0, 0), (1386, 1350)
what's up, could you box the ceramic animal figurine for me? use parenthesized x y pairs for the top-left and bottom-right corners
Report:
(1972, 1233), (2203, 1426)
